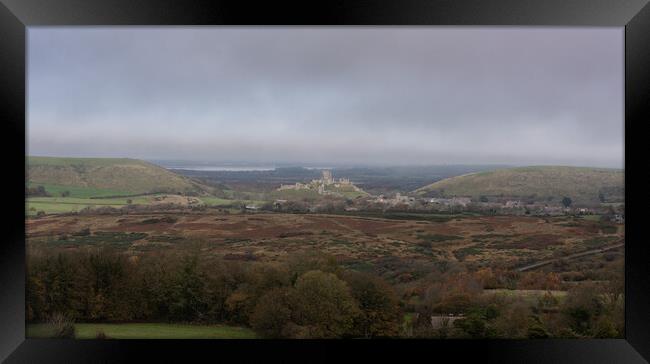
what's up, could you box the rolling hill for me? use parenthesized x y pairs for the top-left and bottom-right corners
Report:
(414, 166), (624, 205)
(27, 156), (215, 196)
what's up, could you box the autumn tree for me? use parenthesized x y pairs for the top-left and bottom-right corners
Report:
(342, 271), (402, 338)
(169, 256), (208, 322)
(291, 270), (359, 338)
(249, 287), (294, 338)
(561, 284), (604, 336)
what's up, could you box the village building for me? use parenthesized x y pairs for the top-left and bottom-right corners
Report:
(430, 314), (464, 330)
(429, 197), (471, 207)
(542, 205), (565, 216)
(614, 213), (625, 224)
(395, 193), (410, 203)
(505, 200), (522, 208)
(450, 197), (471, 207)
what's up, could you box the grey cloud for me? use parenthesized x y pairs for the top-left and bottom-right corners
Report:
(28, 27), (623, 167)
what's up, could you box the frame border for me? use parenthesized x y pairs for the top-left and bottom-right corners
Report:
(1, 1), (648, 362)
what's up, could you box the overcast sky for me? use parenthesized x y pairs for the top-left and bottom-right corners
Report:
(28, 27), (623, 168)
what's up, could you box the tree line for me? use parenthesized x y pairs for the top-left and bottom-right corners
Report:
(26, 250), (402, 338)
(26, 249), (623, 339)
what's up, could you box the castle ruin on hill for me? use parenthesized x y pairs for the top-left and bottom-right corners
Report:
(277, 170), (360, 195)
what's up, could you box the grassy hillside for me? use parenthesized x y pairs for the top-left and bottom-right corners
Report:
(415, 166), (624, 205)
(27, 156), (213, 196)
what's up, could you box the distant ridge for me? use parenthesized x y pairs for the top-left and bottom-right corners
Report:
(27, 156), (214, 195)
(414, 166), (624, 205)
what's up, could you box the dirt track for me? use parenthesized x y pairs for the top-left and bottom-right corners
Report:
(516, 243), (624, 272)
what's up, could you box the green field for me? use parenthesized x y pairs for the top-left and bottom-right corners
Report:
(26, 195), (161, 216)
(28, 196), (152, 205)
(26, 183), (137, 215)
(26, 192), (270, 216)
(28, 156), (142, 166)
(26, 201), (123, 215)
(27, 182), (132, 199)
(25, 194), (268, 216)
(198, 196), (240, 206)
(26, 323), (257, 339)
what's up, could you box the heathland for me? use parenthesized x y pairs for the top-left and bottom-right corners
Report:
(25, 157), (625, 339)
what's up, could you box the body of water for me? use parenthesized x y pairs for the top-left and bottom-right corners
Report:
(150, 160), (279, 171)
(152, 160), (338, 172)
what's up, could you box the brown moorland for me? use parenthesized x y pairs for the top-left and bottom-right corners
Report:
(27, 212), (623, 273)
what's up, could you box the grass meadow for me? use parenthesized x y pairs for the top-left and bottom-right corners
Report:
(26, 323), (257, 339)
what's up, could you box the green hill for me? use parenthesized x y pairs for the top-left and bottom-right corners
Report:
(414, 166), (624, 205)
(27, 156), (214, 196)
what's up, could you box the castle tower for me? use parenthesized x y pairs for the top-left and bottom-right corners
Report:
(322, 170), (333, 185)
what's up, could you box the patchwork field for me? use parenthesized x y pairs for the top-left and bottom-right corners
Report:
(26, 193), (265, 216)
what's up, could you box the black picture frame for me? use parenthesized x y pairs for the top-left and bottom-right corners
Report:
(1, 0), (649, 362)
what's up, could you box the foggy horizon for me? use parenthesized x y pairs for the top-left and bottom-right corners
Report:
(27, 154), (624, 171)
(28, 27), (624, 169)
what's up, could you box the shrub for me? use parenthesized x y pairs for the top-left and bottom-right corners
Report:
(593, 317), (619, 338)
(73, 228), (91, 237)
(49, 313), (75, 339)
(250, 288), (294, 338)
(416, 241), (433, 249)
(433, 293), (473, 314)
(291, 270), (360, 338)
(453, 312), (488, 338)
(561, 284), (604, 336)
(527, 324), (550, 338)
(342, 271), (402, 338)
(141, 216), (178, 224)
(418, 234), (463, 243)
(26, 185), (50, 197)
